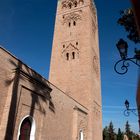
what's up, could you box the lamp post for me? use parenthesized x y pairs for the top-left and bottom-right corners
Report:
(114, 38), (140, 75)
(124, 100), (139, 116)
(124, 100), (140, 131)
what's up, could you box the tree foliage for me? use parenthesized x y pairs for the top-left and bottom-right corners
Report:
(103, 122), (116, 140)
(108, 121), (116, 140)
(125, 121), (131, 134)
(125, 121), (133, 139)
(103, 121), (140, 140)
(117, 128), (123, 140)
(103, 126), (109, 140)
(118, 8), (140, 44)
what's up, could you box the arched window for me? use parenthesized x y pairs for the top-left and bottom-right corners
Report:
(17, 116), (35, 140)
(73, 21), (76, 26)
(62, 4), (66, 9)
(79, 130), (84, 140)
(74, 1), (78, 7)
(66, 53), (69, 60)
(19, 118), (31, 140)
(68, 3), (72, 9)
(72, 52), (75, 59)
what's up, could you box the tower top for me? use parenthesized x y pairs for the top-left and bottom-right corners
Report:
(57, 0), (96, 13)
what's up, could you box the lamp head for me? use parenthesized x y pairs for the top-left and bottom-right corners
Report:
(116, 39), (128, 59)
(125, 100), (129, 110)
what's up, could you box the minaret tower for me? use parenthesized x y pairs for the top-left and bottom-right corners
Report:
(49, 0), (102, 139)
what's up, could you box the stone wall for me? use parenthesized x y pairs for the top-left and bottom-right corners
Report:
(0, 47), (88, 140)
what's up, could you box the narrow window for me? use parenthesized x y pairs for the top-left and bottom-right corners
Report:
(63, 45), (65, 48)
(69, 22), (71, 27)
(18, 116), (35, 140)
(72, 52), (75, 59)
(66, 53), (69, 60)
(74, 2), (77, 7)
(69, 3), (72, 9)
(79, 130), (84, 140)
(76, 42), (78, 45)
(73, 21), (76, 26)
(19, 118), (31, 140)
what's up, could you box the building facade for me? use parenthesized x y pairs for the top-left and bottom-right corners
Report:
(0, 0), (102, 140)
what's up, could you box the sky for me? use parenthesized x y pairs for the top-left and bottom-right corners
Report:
(0, 0), (139, 133)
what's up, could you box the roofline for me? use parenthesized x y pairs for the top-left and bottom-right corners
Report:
(0, 46), (88, 111)
(0, 46), (49, 83)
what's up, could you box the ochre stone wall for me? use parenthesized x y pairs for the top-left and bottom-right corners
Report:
(0, 47), (88, 140)
(0, 47), (19, 139)
(49, 0), (102, 140)
(42, 84), (88, 140)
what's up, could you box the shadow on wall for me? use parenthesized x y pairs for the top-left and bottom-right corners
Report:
(4, 59), (55, 140)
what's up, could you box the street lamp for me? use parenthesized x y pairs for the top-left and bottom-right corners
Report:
(124, 100), (140, 116)
(114, 38), (140, 75)
(124, 100), (140, 131)
(116, 39), (128, 59)
(125, 100), (129, 110)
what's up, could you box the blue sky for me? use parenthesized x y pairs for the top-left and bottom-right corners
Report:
(94, 0), (139, 132)
(0, 0), (139, 133)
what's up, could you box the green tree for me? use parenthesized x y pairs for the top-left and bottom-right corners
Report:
(108, 121), (116, 140)
(103, 126), (109, 140)
(125, 121), (133, 140)
(118, 8), (140, 44)
(117, 128), (123, 140)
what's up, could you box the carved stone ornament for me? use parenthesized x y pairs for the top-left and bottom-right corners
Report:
(62, 43), (79, 53)
(62, 0), (84, 9)
(63, 12), (82, 25)
(61, 43), (79, 60)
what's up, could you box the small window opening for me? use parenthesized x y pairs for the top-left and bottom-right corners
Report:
(73, 21), (76, 26)
(62, 4), (66, 9)
(72, 52), (75, 59)
(19, 118), (31, 140)
(69, 22), (71, 27)
(69, 3), (72, 9)
(74, 2), (77, 7)
(66, 53), (69, 60)
(63, 45), (65, 48)
(76, 42), (78, 45)
(79, 130), (84, 140)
